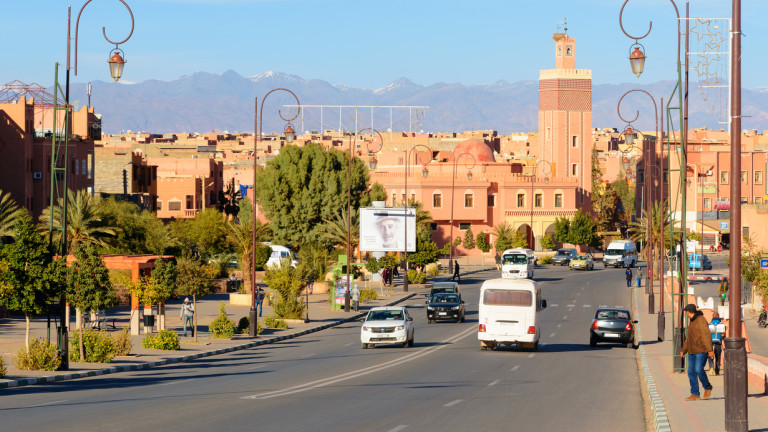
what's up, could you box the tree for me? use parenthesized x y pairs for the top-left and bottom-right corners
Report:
(296, 242), (331, 284)
(567, 209), (599, 246)
(593, 182), (621, 233)
(0, 215), (66, 349)
(511, 230), (528, 248)
(629, 200), (676, 253)
(217, 178), (241, 221)
(493, 222), (514, 252)
(540, 233), (556, 251)
(100, 198), (174, 255)
(175, 257), (213, 342)
(67, 243), (116, 361)
(225, 204), (271, 291)
(476, 232), (491, 252)
(0, 189), (25, 240)
(263, 261), (304, 319)
(40, 189), (116, 254)
(409, 240), (440, 270)
(462, 226), (476, 250)
(367, 182), (388, 203)
(190, 208), (229, 258)
(317, 207), (358, 251)
(611, 179), (635, 234)
(255, 143), (370, 247)
(554, 216), (570, 244)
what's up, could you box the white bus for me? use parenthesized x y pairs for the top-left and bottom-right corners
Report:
(478, 278), (547, 351)
(501, 248), (535, 279)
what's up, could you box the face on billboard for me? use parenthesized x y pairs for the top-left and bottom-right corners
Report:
(376, 217), (400, 248)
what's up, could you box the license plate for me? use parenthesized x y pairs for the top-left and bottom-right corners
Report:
(439, 312), (447, 316)
(604, 333), (620, 338)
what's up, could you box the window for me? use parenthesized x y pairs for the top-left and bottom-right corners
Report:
(411, 193), (415, 202)
(186, 195), (194, 209)
(488, 195), (496, 207)
(756, 171), (763, 184)
(432, 193), (442, 208)
(157, 200), (163, 211)
(401, 193), (406, 203)
(566, 45), (573, 56)
(169, 201), (181, 211)
(517, 193), (525, 207)
(571, 164), (578, 176)
(664, 169), (669, 184)
(703, 198), (711, 209)
(392, 193), (396, 205)
(572, 136), (578, 147)
(464, 193), (474, 208)
(546, 127), (551, 141)
(638, 170), (645, 184)
(535, 193), (542, 208)
(483, 289), (532, 306)
(741, 171), (748, 183)
(720, 171), (729, 184)
(755, 197), (763, 204)
(555, 193), (563, 208)
(459, 222), (471, 230)
(82, 160), (87, 177)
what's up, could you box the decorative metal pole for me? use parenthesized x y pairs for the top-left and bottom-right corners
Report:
(449, 153), (475, 274)
(403, 145), (431, 292)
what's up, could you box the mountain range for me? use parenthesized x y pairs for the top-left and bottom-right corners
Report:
(67, 70), (768, 135)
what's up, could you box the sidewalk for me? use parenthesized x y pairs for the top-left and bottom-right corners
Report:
(634, 272), (768, 431)
(0, 266), (493, 389)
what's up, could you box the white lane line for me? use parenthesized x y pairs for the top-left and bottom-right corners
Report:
(576, 292), (581, 296)
(301, 353), (316, 358)
(583, 304), (592, 308)
(550, 304), (559, 307)
(243, 326), (477, 400)
(157, 379), (194, 386)
(566, 304), (576, 308)
(510, 365), (520, 372)
(245, 365), (266, 370)
(599, 305), (608, 308)
(387, 426), (409, 432)
(444, 399), (464, 407)
(562, 316), (568, 320)
(528, 353), (535, 358)
(549, 333), (556, 338)
(344, 342), (354, 346)
(557, 324), (562, 328)
(23, 400), (69, 408)
(488, 380), (500, 387)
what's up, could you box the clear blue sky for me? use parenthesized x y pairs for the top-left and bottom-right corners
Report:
(2, 0), (765, 90)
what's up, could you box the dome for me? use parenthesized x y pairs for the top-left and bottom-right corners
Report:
(450, 138), (495, 163)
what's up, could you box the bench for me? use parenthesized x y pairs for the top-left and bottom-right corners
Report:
(83, 310), (117, 330)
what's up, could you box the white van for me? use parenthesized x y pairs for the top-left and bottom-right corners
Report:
(603, 240), (637, 268)
(478, 278), (547, 351)
(264, 244), (297, 269)
(501, 249), (535, 279)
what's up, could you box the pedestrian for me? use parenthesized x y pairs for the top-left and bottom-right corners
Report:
(708, 316), (724, 376)
(680, 304), (714, 401)
(495, 253), (502, 271)
(307, 271), (315, 295)
(625, 267), (632, 288)
(718, 277), (729, 306)
(179, 297), (194, 337)
(352, 284), (360, 312)
(452, 260), (461, 282)
(636, 267), (643, 288)
(393, 264), (400, 278)
(382, 268), (389, 287)
(255, 285), (265, 317)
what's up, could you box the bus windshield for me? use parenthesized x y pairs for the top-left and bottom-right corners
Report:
(502, 254), (528, 265)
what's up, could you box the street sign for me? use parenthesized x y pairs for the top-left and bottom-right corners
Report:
(720, 222), (729, 230)
(761, 259), (768, 269)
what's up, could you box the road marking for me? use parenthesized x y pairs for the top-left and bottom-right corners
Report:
(242, 326), (477, 400)
(528, 353), (535, 358)
(23, 400), (68, 408)
(549, 333), (556, 338)
(157, 379), (194, 386)
(599, 305), (608, 308)
(566, 304), (576, 308)
(344, 342), (354, 346)
(576, 292), (581, 296)
(245, 365), (266, 370)
(510, 365), (520, 372)
(301, 353), (316, 358)
(387, 426), (409, 432)
(550, 304), (559, 307)
(583, 304), (592, 308)
(557, 324), (562, 328)
(562, 315), (568, 320)
(488, 380), (500, 387)
(444, 399), (464, 407)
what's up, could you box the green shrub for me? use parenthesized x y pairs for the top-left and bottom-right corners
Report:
(113, 327), (133, 356)
(0, 355), (7, 378)
(237, 316), (263, 334)
(425, 263), (440, 277)
(142, 330), (181, 350)
(407, 270), (427, 285)
(69, 329), (116, 363)
(209, 301), (236, 338)
(360, 288), (378, 302)
(264, 315), (288, 329)
(540, 255), (553, 265)
(15, 338), (61, 371)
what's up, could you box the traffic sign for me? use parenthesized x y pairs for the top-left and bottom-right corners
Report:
(761, 259), (768, 269)
(720, 222), (729, 230)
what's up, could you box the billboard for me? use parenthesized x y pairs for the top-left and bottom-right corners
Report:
(359, 207), (416, 252)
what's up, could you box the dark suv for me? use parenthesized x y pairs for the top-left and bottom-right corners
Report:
(552, 248), (578, 266)
(426, 293), (465, 323)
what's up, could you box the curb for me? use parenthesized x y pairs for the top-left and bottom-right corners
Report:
(634, 287), (672, 432)
(0, 293), (417, 390)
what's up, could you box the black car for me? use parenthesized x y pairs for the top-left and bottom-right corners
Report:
(426, 293), (465, 323)
(552, 248), (577, 266)
(428, 281), (460, 299)
(589, 308), (637, 348)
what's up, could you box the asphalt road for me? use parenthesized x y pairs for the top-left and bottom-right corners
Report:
(1, 266), (646, 432)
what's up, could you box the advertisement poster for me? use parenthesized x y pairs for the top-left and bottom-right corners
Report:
(359, 207), (416, 252)
(334, 279), (348, 306)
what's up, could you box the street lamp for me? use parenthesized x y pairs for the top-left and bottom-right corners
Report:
(122, 161), (133, 199)
(687, 163), (714, 271)
(250, 88), (300, 336)
(344, 128), (384, 312)
(52, 0), (135, 372)
(448, 152), (476, 274)
(524, 160), (551, 250)
(403, 145), (432, 292)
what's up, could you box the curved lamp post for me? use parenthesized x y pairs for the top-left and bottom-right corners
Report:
(523, 160), (552, 250)
(403, 145), (432, 292)
(250, 88), (300, 336)
(448, 152), (476, 274)
(344, 128), (384, 312)
(686, 163), (713, 273)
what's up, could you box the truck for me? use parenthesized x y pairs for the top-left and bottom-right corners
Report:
(603, 240), (637, 268)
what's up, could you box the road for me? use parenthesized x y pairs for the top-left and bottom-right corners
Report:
(1, 266), (647, 432)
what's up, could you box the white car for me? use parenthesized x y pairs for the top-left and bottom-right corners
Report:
(361, 306), (415, 349)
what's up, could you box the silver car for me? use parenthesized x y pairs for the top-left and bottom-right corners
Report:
(361, 306), (415, 349)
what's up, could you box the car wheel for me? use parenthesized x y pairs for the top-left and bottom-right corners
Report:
(361, 343), (369, 349)
(626, 340), (635, 349)
(460, 315), (465, 323)
(604, 264), (608, 268)
(481, 344), (488, 351)
(589, 337), (597, 347)
(408, 336), (414, 348)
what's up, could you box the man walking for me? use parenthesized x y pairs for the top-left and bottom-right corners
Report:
(625, 268), (632, 288)
(452, 260), (461, 283)
(180, 298), (194, 337)
(636, 267), (643, 288)
(494, 253), (501, 271)
(352, 284), (360, 312)
(255, 285), (265, 317)
(708, 316), (724, 375)
(680, 304), (714, 400)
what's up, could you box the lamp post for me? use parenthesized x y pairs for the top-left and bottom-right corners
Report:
(687, 163), (711, 271)
(403, 145), (432, 292)
(250, 89), (300, 336)
(52, 0), (135, 372)
(448, 152), (476, 274)
(344, 128), (384, 312)
(523, 160), (552, 250)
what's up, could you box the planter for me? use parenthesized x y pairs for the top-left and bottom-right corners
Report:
(229, 293), (252, 306)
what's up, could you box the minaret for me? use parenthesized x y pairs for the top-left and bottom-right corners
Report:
(538, 20), (593, 209)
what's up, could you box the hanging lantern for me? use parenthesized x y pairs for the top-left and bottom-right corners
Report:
(629, 44), (646, 78)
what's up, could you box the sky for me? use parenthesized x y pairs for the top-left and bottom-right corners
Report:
(2, 0), (766, 90)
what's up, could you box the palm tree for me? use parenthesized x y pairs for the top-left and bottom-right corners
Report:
(493, 222), (515, 251)
(318, 207), (358, 251)
(225, 218), (271, 291)
(0, 189), (25, 240)
(40, 189), (116, 253)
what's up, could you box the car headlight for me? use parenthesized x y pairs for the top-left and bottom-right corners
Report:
(362, 326), (371, 331)
(395, 325), (405, 331)
(452, 306), (461, 310)
(427, 306), (434, 310)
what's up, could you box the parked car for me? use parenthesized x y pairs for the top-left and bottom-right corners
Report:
(426, 293), (465, 323)
(428, 281), (460, 299)
(569, 254), (594, 271)
(589, 308), (637, 348)
(361, 306), (415, 349)
(688, 253), (713, 271)
(552, 248), (578, 266)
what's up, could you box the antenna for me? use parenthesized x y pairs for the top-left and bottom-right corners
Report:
(558, 17), (568, 33)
